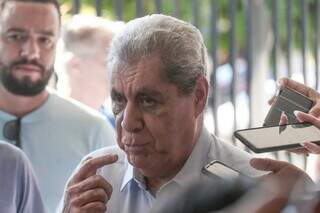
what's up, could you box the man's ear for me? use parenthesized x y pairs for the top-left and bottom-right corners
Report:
(194, 75), (209, 117)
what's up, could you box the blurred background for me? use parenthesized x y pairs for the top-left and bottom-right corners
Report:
(56, 0), (320, 179)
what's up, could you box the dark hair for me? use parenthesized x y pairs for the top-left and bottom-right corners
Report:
(1, 0), (61, 18)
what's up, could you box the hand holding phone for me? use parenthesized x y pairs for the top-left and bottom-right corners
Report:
(276, 77), (320, 118)
(234, 123), (320, 153)
(264, 86), (313, 126)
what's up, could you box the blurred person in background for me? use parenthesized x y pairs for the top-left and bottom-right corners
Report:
(0, 141), (46, 213)
(0, 0), (116, 211)
(56, 15), (124, 127)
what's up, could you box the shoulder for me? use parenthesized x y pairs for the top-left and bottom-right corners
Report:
(0, 141), (26, 163)
(0, 141), (34, 175)
(48, 90), (107, 123)
(207, 134), (263, 177)
(209, 134), (251, 158)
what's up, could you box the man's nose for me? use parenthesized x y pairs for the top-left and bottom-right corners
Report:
(121, 103), (144, 133)
(20, 38), (40, 61)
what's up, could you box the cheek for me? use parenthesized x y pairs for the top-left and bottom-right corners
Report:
(115, 114), (124, 150)
(0, 44), (19, 62)
(42, 50), (55, 67)
(144, 113), (181, 151)
(152, 105), (195, 146)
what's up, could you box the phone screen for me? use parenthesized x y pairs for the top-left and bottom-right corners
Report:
(235, 123), (320, 151)
(205, 162), (240, 179)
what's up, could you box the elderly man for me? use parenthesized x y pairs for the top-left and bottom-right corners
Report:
(60, 14), (267, 213)
(0, 0), (115, 211)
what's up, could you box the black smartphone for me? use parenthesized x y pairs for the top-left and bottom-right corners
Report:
(203, 160), (242, 179)
(234, 123), (320, 153)
(264, 87), (313, 126)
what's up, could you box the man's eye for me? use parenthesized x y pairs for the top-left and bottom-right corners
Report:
(140, 97), (157, 108)
(38, 36), (54, 48)
(7, 34), (26, 42)
(112, 96), (126, 115)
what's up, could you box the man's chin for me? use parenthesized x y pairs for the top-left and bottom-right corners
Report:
(2, 74), (50, 96)
(128, 154), (150, 169)
(3, 80), (47, 96)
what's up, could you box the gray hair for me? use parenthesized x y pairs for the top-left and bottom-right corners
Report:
(107, 14), (208, 95)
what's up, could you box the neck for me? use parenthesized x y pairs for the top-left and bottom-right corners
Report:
(0, 86), (49, 117)
(145, 120), (203, 196)
(146, 176), (173, 196)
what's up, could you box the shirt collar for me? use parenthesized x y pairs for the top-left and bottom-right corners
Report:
(120, 164), (133, 191)
(170, 127), (212, 188)
(120, 128), (212, 192)
(0, 87), (53, 123)
(120, 164), (148, 192)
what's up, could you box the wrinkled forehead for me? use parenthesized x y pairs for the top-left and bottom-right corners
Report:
(111, 54), (168, 84)
(110, 55), (173, 96)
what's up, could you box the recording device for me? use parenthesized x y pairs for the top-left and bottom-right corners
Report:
(202, 160), (241, 179)
(234, 122), (320, 153)
(151, 166), (254, 213)
(264, 87), (313, 126)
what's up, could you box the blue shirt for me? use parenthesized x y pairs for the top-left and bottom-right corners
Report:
(59, 127), (263, 213)
(0, 89), (116, 212)
(0, 141), (46, 213)
(99, 105), (115, 128)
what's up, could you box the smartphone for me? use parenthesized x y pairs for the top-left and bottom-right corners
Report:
(264, 87), (313, 126)
(234, 122), (320, 153)
(203, 160), (241, 179)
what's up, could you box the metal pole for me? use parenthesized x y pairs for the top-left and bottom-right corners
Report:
(301, 0), (307, 84)
(155, 0), (162, 13)
(271, 0), (279, 80)
(229, 0), (237, 143)
(286, 0), (292, 77)
(245, 0), (253, 128)
(210, 0), (219, 136)
(95, 0), (102, 16)
(192, 0), (200, 28)
(72, 0), (80, 15)
(136, 0), (143, 17)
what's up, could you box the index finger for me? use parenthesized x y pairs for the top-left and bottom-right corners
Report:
(250, 158), (288, 173)
(72, 154), (118, 184)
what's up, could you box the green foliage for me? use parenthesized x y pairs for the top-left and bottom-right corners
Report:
(59, 0), (318, 59)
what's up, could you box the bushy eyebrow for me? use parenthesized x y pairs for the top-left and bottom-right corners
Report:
(111, 87), (167, 102)
(111, 89), (123, 98)
(137, 88), (164, 98)
(6, 28), (55, 37)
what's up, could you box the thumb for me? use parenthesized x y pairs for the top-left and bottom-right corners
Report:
(250, 158), (287, 173)
(294, 111), (320, 129)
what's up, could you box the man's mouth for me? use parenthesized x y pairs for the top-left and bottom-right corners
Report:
(124, 143), (148, 155)
(14, 64), (42, 73)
